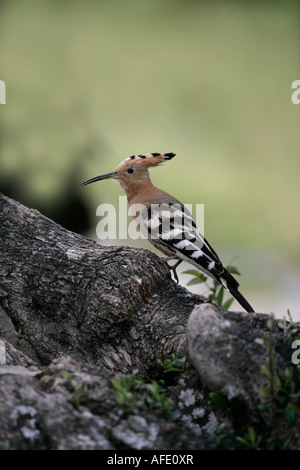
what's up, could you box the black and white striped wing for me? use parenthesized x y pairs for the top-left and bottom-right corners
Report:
(141, 202), (224, 280)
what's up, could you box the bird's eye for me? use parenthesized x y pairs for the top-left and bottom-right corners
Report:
(127, 168), (134, 174)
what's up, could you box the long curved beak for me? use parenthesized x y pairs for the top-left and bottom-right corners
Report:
(80, 171), (118, 187)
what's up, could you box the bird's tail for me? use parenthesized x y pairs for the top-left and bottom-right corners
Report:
(220, 270), (255, 313)
(227, 284), (255, 313)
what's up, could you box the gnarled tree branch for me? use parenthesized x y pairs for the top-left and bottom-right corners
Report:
(0, 192), (206, 374)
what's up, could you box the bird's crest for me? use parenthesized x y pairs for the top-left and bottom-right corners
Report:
(116, 152), (175, 172)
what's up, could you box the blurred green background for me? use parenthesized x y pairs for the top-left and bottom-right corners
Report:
(0, 0), (299, 317)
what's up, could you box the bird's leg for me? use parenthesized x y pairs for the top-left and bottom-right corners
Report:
(159, 256), (182, 283)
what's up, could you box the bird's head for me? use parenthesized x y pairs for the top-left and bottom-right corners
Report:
(80, 152), (175, 191)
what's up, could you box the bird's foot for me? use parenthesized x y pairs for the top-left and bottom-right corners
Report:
(159, 257), (182, 283)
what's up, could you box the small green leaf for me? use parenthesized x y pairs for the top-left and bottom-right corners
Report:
(182, 270), (207, 284)
(260, 385), (271, 397)
(274, 375), (281, 390)
(61, 369), (70, 380)
(237, 428), (262, 449)
(285, 403), (297, 427)
(236, 437), (251, 448)
(209, 392), (228, 408)
(287, 309), (293, 322)
(261, 364), (272, 380)
(182, 269), (203, 276)
(70, 379), (78, 390)
(226, 265), (241, 276)
(222, 297), (235, 310)
(186, 277), (206, 286)
(267, 317), (274, 331)
(248, 426), (256, 443)
(216, 286), (224, 306)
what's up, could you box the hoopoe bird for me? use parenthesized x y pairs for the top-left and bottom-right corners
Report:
(81, 152), (254, 313)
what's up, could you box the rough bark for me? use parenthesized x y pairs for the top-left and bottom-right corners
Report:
(187, 304), (299, 412)
(0, 347), (212, 450)
(0, 192), (205, 374)
(0, 192), (299, 450)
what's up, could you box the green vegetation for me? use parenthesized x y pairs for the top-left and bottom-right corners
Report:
(183, 264), (240, 310)
(258, 315), (300, 449)
(234, 314), (300, 449)
(112, 331), (300, 449)
(112, 370), (181, 421)
(209, 392), (229, 409)
(61, 369), (86, 409)
(157, 354), (186, 374)
(236, 427), (262, 450)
